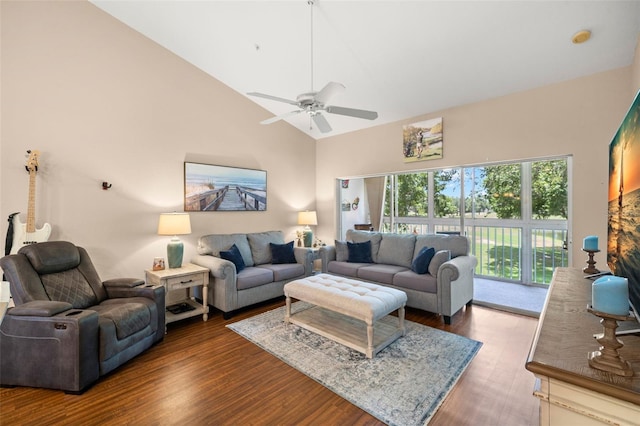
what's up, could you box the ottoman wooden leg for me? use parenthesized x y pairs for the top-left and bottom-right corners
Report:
(285, 296), (291, 323)
(366, 322), (374, 359)
(399, 306), (406, 336)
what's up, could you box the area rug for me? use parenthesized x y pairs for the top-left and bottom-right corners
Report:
(227, 302), (482, 426)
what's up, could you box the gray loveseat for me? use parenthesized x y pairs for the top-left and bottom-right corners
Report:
(192, 231), (314, 319)
(320, 230), (477, 324)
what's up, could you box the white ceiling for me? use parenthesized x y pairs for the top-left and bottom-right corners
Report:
(90, 1), (640, 140)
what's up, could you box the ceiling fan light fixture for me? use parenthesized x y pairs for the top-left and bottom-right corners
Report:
(572, 29), (591, 44)
(247, 0), (377, 134)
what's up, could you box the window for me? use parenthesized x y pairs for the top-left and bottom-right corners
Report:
(340, 157), (570, 285)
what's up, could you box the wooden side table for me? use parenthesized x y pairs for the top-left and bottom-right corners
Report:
(145, 263), (210, 325)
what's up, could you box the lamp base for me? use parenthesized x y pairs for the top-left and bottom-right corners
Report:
(167, 237), (184, 268)
(303, 230), (313, 248)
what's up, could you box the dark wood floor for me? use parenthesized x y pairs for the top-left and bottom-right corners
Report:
(0, 300), (540, 425)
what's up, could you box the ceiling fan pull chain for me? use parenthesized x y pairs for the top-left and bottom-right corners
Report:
(309, 0), (314, 93)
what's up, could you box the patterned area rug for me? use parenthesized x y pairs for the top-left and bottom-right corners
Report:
(227, 302), (482, 426)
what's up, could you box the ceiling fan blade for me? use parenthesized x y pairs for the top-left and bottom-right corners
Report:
(325, 105), (378, 120)
(314, 82), (346, 104)
(247, 92), (300, 106)
(312, 113), (332, 133)
(260, 110), (302, 125)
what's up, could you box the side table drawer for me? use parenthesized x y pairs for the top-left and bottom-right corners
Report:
(166, 273), (205, 291)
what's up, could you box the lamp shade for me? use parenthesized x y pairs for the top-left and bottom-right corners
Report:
(157, 213), (191, 268)
(297, 211), (318, 226)
(157, 213), (192, 236)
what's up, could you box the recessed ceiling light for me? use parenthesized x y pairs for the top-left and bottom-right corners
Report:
(572, 30), (591, 44)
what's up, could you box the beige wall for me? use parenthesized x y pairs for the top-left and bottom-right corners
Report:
(1, 1), (315, 279)
(2, 1), (639, 280)
(633, 34), (640, 94)
(316, 67), (634, 268)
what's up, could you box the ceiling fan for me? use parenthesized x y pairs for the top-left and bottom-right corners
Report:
(247, 0), (378, 134)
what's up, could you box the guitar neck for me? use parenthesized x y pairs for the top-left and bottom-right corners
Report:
(26, 169), (36, 233)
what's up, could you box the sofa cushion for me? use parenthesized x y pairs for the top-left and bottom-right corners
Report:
(270, 241), (297, 264)
(347, 241), (373, 263)
(411, 246), (435, 274)
(198, 233), (254, 267)
(248, 231), (285, 265)
(236, 267), (274, 290)
(377, 233), (416, 268)
(335, 240), (349, 262)
(414, 234), (468, 259)
(220, 244), (246, 272)
(327, 260), (364, 278)
(393, 270), (438, 293)
(346, 230), (382, 262)
(257, 264), (304, 281)
(357, 264), (409, 285)
(429, 250), (451, 276)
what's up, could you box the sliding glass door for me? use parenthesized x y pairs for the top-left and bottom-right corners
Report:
(337, 157), (570, 285)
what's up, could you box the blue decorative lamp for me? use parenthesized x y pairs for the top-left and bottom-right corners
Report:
(157, 212), (192, 268)
(297, 210), (317, 248)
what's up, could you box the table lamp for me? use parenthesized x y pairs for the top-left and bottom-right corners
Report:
(157, 212), (192, 268)
(297, 210), (317, 247)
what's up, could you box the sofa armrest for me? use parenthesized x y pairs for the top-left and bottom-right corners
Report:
(437, 255), (478, 317)
(438, 255), (477, 285)
(192, 254), (236, 280)
(192, 254), (238, 313)
(319, 246), (336, 273)
(293, 247), (314, 276)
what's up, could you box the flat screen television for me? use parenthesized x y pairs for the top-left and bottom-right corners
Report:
(607, 89), (640, 333)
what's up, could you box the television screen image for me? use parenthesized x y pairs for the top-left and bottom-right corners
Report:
(607, 89), (640, 322)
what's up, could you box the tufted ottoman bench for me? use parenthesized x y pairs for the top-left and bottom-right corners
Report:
(284, 273), (407, 358)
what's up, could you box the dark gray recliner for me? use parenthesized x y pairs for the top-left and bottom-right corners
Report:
(0, 241), (165, 393)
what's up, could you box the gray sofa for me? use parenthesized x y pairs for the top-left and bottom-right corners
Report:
(320, 230), (477, 324)
(192, 231), (314, 319)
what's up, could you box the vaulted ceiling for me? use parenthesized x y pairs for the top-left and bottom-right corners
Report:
(91, 1), (640, 140)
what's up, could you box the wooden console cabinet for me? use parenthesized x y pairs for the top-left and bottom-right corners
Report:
(526, 268), (640, 425)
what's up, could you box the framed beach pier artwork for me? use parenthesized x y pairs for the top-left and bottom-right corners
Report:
(184, 162), (267, 211)
(403, 117), (443, 163)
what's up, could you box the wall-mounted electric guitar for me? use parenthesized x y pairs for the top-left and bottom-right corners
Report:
(8, 150), (51, 254)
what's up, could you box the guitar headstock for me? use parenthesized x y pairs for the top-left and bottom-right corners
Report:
(24, 150), (40, 173)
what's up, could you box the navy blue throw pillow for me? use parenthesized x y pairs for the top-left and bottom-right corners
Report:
(347, 240), (373, 263)
(411, 246), (436, 274)
(220, 244), (245, 272)
(270, 241), (297, 264)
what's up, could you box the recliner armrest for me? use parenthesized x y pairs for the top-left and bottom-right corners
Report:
(103, 278), (145, 288)
(104, 282), (165, 302)
(8, 300), (73, 317)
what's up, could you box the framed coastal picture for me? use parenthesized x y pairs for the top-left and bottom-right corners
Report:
(184, 162), (267, 211)
(402, 117), (443, 163)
